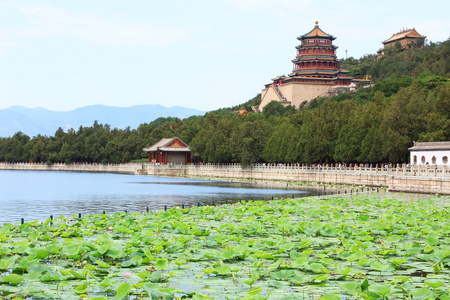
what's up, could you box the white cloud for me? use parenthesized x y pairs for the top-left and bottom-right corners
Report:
(16, 4), (188, 47)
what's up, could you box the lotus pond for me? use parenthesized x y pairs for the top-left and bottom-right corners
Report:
(0, 193), (449, 299)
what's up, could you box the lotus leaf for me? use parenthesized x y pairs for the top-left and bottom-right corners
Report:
(2, 274), (23, 285)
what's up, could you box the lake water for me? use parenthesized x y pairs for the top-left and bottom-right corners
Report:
(0, 170), (323, 224)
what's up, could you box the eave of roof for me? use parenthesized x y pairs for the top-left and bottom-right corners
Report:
(298, 22), (336, 40)
(408, 141), (450, 151)
(143, 137), (190, 152)
(382, 28), (426, 44)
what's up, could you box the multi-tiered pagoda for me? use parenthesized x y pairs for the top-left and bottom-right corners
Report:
(257, 22), (363, 112)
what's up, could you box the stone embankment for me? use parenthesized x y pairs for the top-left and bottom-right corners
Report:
(0, 162), (141, 174)
(1, 162), (449, 194)
(139, 163), (450, 195)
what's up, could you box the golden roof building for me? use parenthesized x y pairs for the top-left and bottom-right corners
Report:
(377, 28), (426, 59)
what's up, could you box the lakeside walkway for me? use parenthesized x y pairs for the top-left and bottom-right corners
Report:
(1, 162), (449, 194)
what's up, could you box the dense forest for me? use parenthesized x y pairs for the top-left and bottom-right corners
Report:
(1, 39), (449, 165)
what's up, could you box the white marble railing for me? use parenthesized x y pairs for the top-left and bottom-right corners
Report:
(143, 163), (450, 178)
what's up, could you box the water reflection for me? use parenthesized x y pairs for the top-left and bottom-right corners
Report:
(0, 170), (327, 224)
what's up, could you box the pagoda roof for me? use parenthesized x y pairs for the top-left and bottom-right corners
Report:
(297, 44), (337, 49)
(299, 21), (336, 40)
(382, 28), (426, 44)
(290, 69), (337, 77)
(292, 56), (337, 62)
(286, 75), (335, 81)
(143, 137), (190, 153)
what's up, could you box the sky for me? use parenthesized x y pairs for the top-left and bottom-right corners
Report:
(0, 0), (449, 112)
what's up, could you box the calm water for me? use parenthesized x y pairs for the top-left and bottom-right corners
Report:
(0, 170), (323, 224)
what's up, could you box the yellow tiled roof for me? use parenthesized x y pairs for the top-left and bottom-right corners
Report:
(300, 21), (335, 39)
(383, 28), (426, 44)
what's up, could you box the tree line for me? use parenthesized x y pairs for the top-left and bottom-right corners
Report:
(1, 39), (449, 165)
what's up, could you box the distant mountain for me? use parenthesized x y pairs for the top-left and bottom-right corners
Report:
(0, 105), (206, 138)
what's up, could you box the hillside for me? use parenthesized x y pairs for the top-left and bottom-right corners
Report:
(0, 105), (205, 138)
(0, 39), (449, 165)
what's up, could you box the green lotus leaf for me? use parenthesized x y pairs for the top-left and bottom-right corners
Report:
(270, 258), (285, 269)
(289, 250), (305, 260)
(22, 271), (42, 280)
(63, 244), (79, 257)
(410, 287), (435, 300)
(247, 286), (263, 295)
(143, 249), (155, 262)
(319, 295), (341, 300)
(424, 279), (445, 289)
(96, 243), (111, 255)
(270, 270), (296, 281)
(40, 272), (65, 282)
(35, 248), (50, 259)
(2, 274), (23, 285)
(96, 260), (110, 268)
(83, 264), (97, 270)
(216, 265), (231, 275)
(319, 258), (334, 265)
(314, 274), (330, 282)
(173, 257), (187, 266)
(254, 251), (274, 259)
(146, 287), (174, 300)
(220, 249), (236, 260)
(105, 247), (126, 259)
(340, 281), (361, 294)
(370, 262), (390, 272)
(202, 267), (217, 275)
(309, 262), (329, 274)
(336, 267), (352, 276)
(74, 282), (89, 294)
(149, 272), (169, 283)
(291, 256), (308, 268)
(116, 282), (132, 295)
(357, 258), (373, 266)
(154, 258), (169, 270)
(358, 214), (370, 222)
(368, 284), (392, 296)
(385, 234), (402, 243)
(425, 232), (440, 246)
(244, 274), (260, 286)
(27, 264), (50, 274)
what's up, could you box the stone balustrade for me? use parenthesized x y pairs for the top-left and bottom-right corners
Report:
(144, 163), (450, 178)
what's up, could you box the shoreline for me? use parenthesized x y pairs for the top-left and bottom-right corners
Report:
(170, 173), (386, 193)
(1, 162), (449, 194)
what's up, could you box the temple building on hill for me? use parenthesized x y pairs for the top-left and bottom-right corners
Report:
(256, 22), (369, 112)
(377, 28), (426, 60)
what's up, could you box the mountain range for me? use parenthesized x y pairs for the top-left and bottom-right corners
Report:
(0, 105), (206, 138)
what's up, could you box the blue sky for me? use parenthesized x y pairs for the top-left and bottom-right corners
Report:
(0, 0), (449, 112)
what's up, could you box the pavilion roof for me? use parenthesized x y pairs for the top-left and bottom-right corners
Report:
(408, 141), (450, 151)
(299, 21), (335, 40)
(383, 28), (426, 44)
(143, 137), (190, 153)
(272, 75), (287, 81)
